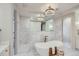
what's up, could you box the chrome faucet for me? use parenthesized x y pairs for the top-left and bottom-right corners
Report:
(44, 36), (48, 42)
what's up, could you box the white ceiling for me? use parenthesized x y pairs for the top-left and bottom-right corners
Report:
(16, 3), (79, 19)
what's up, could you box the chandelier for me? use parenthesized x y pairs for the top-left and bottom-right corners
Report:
(30, 14), (45, 22)
(36, 14), (45, 22)
(43, 4), (57, 16)
(30, 4), (57, 22)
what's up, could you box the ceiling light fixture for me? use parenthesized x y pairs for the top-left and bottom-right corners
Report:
(44, 4), (57, 16)
(36, 14), (45, 22)
(30, 14), (45, 22)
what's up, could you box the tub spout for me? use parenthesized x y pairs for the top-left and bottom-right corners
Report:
(44, 36), (48, 42)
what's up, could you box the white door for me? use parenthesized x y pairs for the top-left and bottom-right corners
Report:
(63, 17), (72, 48)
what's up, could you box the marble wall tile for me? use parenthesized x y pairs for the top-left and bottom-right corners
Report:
(17, 17), (62, 55)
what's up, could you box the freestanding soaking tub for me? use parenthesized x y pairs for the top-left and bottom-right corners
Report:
(35, 40), (63, 56)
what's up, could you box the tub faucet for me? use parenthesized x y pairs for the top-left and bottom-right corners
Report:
(44, 36), (48, 42)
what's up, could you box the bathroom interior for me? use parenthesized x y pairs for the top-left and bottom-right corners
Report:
(0, 3), (79, 56)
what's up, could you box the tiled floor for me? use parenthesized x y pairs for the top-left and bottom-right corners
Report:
(64, 47), (79, 56)
(64, 42), (79, 56)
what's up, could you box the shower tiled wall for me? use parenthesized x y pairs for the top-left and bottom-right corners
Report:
(17, 16), (62, 54)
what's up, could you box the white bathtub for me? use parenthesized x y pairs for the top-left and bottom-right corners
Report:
(35, 40), (63, 56)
